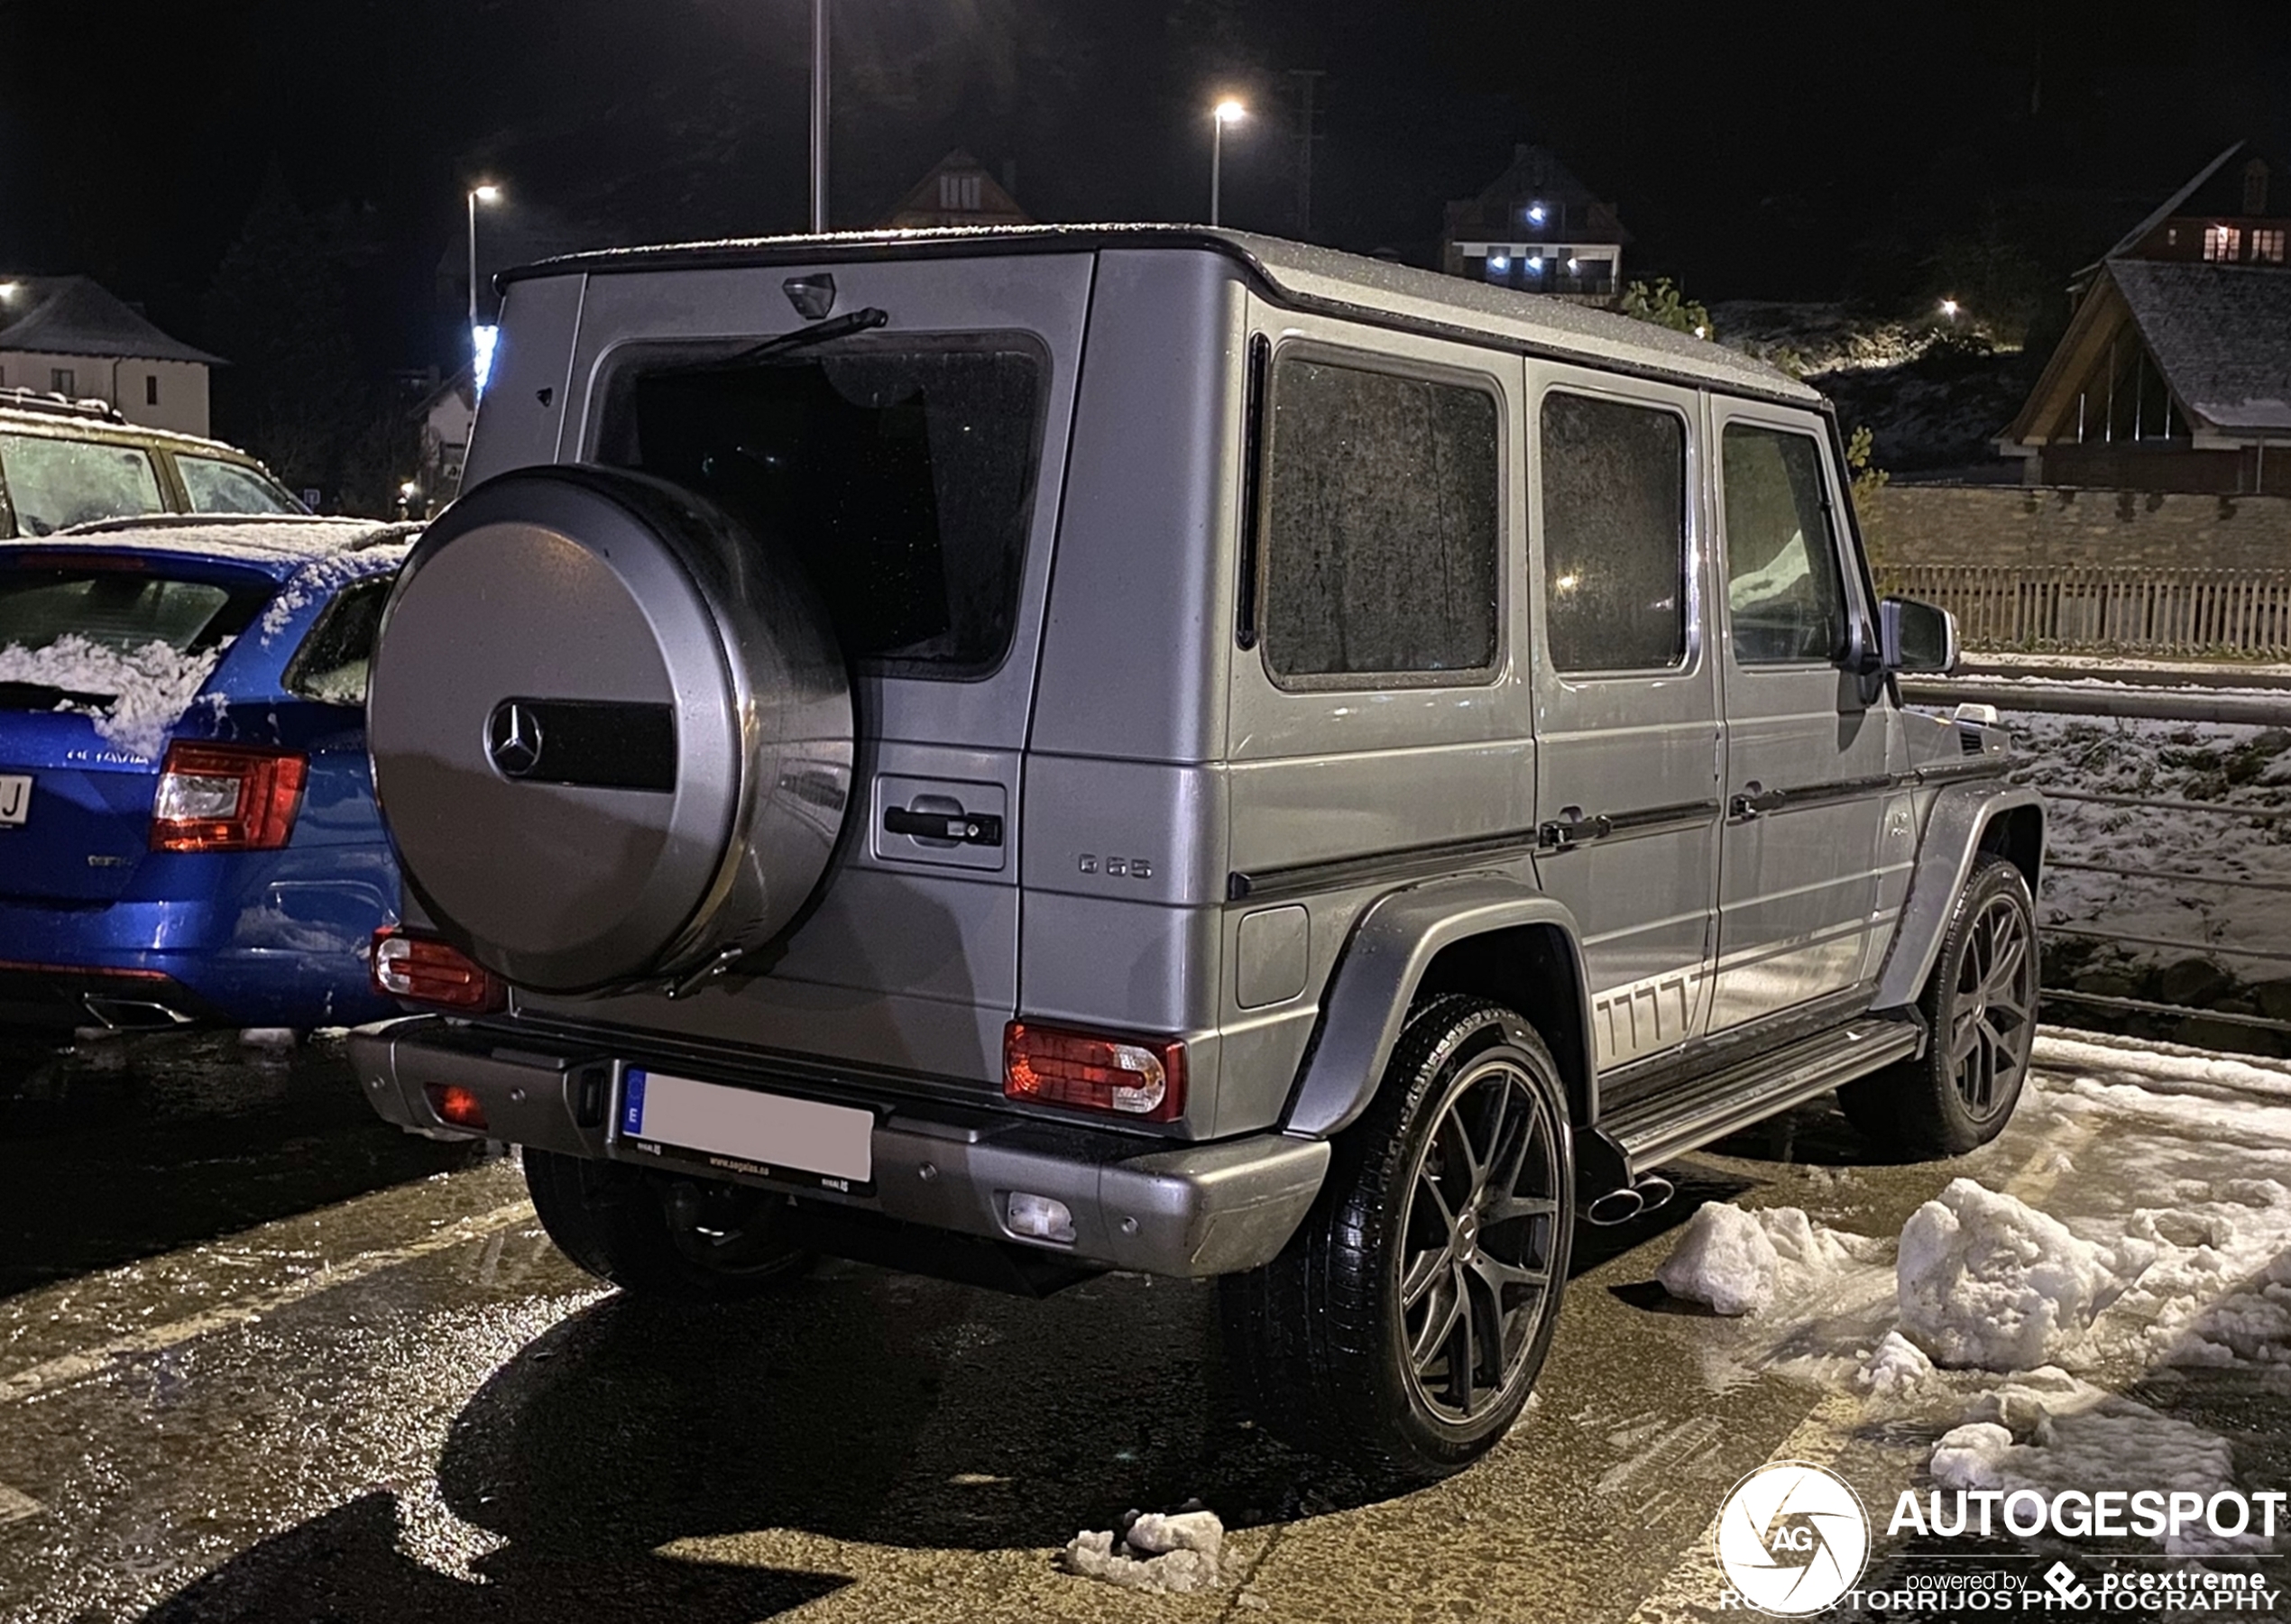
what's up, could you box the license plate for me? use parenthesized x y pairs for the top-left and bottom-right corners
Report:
(617, 1068), (873, 1194)
(0, 775), (27, 828)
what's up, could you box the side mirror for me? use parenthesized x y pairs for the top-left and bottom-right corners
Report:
(1880, 596), (1958, 674)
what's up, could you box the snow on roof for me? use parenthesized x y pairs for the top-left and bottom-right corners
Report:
(500, 225), (1817, 404)
(12, 515), (419, 577)
(2109, 259), (2291, 434)
(0, 276), (224, 367)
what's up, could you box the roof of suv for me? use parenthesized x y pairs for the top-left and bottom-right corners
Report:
(10, 515), (419, 582)
(500, 224), (1820, 407)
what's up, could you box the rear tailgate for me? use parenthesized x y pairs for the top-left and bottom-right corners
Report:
(0, 551), (272, 902)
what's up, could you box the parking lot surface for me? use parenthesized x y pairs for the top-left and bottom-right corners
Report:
(1, 1029), (2284, 1622)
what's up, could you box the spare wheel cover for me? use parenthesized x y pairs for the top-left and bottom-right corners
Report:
(367, 465), (852, 992)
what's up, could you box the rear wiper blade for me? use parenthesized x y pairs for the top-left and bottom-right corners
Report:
(705, 307), (890, 370)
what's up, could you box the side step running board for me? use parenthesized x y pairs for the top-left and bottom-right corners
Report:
(1603, 1018), (1922, 1179)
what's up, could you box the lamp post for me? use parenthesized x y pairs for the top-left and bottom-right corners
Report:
(466, 184), (501, 335)
(1210, 99), (1246, 227)
(811, 0), (830, 231)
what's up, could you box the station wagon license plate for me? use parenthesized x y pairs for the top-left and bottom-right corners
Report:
(617, 1068), (874, 1194)
(0, 775), (28, 828)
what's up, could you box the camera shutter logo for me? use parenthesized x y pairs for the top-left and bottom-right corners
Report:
(1716, 1461), (1871, 1616)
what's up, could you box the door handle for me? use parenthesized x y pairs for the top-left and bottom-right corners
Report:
(884, 806), (1004, 847)
(1729, 782), (1777, 821)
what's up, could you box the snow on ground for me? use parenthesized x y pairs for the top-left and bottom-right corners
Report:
(1060, 1508), (1225, 1594)
(1994, 708), (2291, 970)
(0, 633), (225, 760)
(1661, 1029), (2291, 1554)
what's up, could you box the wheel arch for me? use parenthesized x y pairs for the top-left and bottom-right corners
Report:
(1872, 782), (2044, 1012)
(1280, 875), (1596, 1140)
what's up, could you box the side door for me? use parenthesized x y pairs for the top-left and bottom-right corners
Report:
(1708, 403), (1891, 1032)
(1527, 365), (1722, 1073)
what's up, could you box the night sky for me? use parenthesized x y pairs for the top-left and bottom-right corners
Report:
(4, 0), (2288, 378)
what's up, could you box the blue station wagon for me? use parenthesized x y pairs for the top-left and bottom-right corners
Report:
(0, 515), (412, 1030)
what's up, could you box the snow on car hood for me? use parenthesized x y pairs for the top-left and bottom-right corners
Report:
(0, 632), (225, 760)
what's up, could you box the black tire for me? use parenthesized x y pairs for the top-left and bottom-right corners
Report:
(1220, 996), (1575, 1483)
(523, 1149), (812, 1301)
(1840, 854), (2038, 1157)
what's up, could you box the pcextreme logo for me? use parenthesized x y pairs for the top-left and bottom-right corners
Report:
(1715, 1461), (1872, 1616)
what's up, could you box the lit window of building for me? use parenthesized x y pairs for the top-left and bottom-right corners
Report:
(2253, 228), (2286, 264)
(2204, 224), (2242, 261)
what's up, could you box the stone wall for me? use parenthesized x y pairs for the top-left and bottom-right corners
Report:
(1860, 483), (2291, 572)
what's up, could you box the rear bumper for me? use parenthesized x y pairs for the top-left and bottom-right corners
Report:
(0, 898), (395, 1029)
(348, 1015), (1330, 1280)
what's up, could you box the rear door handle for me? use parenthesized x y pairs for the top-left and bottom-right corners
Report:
(883, 807), (1004, 847)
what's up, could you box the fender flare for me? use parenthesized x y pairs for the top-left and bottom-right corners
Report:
(1872, 781), (2044, 1011)
(1280, 873), (1596, 1139)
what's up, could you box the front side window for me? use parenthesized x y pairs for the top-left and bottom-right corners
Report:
(1258, 354), (1500, 684)
(1540, 391), (1688, 673)
(0, 435), (165, 536)
(179, 454), (302, 515)
(597, 335), (1047, 679)
(1722, 424), (1848, 666)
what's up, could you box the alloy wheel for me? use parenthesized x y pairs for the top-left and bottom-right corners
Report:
(1949, 892), (2037, 1119)
(1397, 1056), (1563, 1424)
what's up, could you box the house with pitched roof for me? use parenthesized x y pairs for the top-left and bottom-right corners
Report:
(1442, 145), (1632, 303)
(0, 276), (222, 437)
(879, 151), (1031, 230)
(1999, 143), (2291, 493)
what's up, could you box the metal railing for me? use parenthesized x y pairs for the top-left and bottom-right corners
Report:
(2034, 786), (2291, 1038)
(1881, 564), (2291, 657)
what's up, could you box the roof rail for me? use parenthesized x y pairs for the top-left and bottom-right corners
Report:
(0, 388), (127, 425)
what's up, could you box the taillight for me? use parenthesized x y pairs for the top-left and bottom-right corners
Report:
(150, 743), (308, 851)
(1003, 1022), (1186, 1122)
(371, 928), (508, 1013)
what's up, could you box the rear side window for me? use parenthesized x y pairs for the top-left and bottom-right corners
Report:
(1539, 392), (1688, 674)
(596, 335), (1047, 680)
(283, 576), (391, 705)
(1257, 355), (1501, 684)
(179, 454), (301, 516)
(1721, 425), (1846, 666)
(0, 435), (165, 536)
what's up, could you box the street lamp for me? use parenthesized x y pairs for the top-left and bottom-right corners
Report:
(1210, 99), (1247, 227)
(467, 184), (502, 394)
(811, 0), (830, 231)
(1939, 297), (1962, 324)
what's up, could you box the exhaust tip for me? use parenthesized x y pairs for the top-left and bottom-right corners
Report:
(1632, 1173), (1676, 1216)
(82, 996), (193, 1032)
(1585, 1186), (1646, 1227)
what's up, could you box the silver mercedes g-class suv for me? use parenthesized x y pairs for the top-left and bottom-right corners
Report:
(351, 226), (2040, 1482)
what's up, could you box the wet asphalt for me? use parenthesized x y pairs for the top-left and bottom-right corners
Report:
(0, 1030), (2281, 1623)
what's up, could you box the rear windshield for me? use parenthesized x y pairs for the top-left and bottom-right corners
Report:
(594, 335), (1047, 679)
(0, 434), (167, 535)
(0, 564), (266, 706)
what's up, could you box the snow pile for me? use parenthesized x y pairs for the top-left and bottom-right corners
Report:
(1657, 1203), (1886, 1316)
(1896, 1179), (2117, 1371)
(1926, 1373), (2264, 1556)
(1060, 1507), (1224, 1594)
(0, 633), (223, 759)
(1859, 1329), (1936, 1398)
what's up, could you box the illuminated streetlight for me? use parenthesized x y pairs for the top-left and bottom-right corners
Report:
(467, 183), (503, 395)
(1939, 297), (1962, 323)
(1210, 98), (1247, 228)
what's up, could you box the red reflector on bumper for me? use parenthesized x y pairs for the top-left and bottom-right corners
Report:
(423, 1083), (490, 1131)
(371, 929), (508, 1014)
(1003, 1022), (1185, 1123)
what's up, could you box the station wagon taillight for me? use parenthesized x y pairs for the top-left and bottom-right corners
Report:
(150, 743), (308, 851)
(1003, 1023), (1186, 1123)
(371, 927), (508, 1014)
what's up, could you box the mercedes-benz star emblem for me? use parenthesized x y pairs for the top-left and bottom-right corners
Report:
(486, 701), (545, 779)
